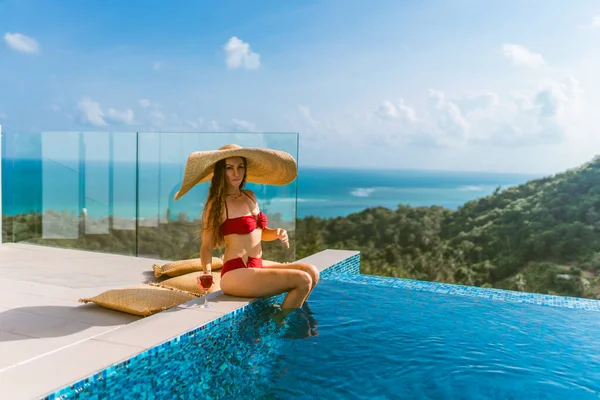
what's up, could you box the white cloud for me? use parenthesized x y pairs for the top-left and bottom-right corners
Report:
(501, 44), (545, 68)
(297, 105), (340, 135)
(223, 37), (261, 70)
(593, 15), (600, 27)
(126, 102), (227, 132)
(424, 90), (471, 146)
(4, 32), (40, 54)
(106, 108), (135, 125)
(230, 119), (257, 132)
(133, 111), (253, 133)
(360, 75), (588, 148)
(148, 109), (166, 127)
(285, 105), (344, 148)
(77, 98), (106, 126)
(77, 98), (135, 126)
(136, 99), (167, 127)
(454, 91), (500, 112)
(375, 99), (417, 122)
(186, 118), (220, 131)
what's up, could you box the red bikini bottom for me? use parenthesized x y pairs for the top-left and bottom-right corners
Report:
(221, 256), (263, 277)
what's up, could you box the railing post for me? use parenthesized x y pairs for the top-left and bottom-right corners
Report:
(0, 124), (3, 245)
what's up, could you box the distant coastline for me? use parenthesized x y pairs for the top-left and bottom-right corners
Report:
(2, 159), (541, 220)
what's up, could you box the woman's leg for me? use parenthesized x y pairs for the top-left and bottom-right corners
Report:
(220, 268), (313, 309)
(262, 262), (320, 293)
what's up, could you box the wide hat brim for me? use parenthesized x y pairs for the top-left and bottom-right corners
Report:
(173, 144), (298, 200)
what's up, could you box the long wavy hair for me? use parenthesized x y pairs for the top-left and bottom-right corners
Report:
(202, 157), (247, 248)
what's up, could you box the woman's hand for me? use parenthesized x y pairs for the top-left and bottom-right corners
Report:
(276, 228), (289, 248)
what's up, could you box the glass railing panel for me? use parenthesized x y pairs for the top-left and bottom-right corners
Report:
(39, 131), (139, 255)
(40, 157), (80, 239)
(40, 131), (81, 240)
(136, 132), (299, 262)
(2, 131), (139, 256)
(3, 131), (299, 262)
(110, 132), (138, 232)
(1, 129), (11, 242)
(137, 132), (160, 228)
(82, 132), (110, 235)
(3, 132), (44, 243)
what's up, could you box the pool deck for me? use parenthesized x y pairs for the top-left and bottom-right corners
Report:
(0, 243), (357, 400)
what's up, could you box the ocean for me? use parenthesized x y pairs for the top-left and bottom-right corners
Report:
(2, 158), (539, 221)
(296, 167), (538, 218)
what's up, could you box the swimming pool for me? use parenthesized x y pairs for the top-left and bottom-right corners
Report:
(46, 273), (600, 399)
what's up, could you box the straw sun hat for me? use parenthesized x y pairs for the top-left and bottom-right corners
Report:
(173, 144), (298, 200)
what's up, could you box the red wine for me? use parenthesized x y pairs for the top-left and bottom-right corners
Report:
(199, 274), (213, 289)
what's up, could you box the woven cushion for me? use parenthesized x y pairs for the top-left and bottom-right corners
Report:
(152, 257), (223, 278)
(79, 284), (196, 317)
(151, 271), (221, 296)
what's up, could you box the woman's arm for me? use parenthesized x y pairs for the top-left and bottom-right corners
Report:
(200, 200), (216, 273)
(262, 227), (289, 248)
(261, 227), (279, 242)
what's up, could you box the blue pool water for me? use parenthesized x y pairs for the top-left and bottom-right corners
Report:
(49, 275), (600, 399)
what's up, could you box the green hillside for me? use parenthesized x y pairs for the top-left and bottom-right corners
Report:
(296, 156), (600, 299)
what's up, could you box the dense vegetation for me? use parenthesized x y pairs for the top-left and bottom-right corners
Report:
(1, 211), (294, 264)
(3, 155), (600, 299)
(295, 156), (600, 299)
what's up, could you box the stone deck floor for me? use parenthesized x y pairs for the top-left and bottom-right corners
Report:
(0, 242), (356, 399)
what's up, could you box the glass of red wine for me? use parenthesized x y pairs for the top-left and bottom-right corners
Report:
(197, 265), (214, 308)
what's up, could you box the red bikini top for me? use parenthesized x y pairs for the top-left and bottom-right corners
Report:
(219, 191), (268, 236)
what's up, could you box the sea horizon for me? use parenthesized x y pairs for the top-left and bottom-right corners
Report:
(2, 155), (557, 176)
(2, 158), (543, 221)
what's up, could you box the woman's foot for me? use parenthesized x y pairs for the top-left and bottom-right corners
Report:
(269, 310), (287, 326)
(268, 304), (319, 339)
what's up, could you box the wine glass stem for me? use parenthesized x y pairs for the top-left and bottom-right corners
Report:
(204, 290), (208, 307)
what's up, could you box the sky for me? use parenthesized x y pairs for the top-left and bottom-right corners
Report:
(1, 0), (600, 175)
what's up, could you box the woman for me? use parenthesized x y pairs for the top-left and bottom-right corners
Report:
(174, 144), (319, 315)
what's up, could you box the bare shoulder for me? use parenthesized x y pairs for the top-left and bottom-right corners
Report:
(242, 189), (260, 211)
(242, 189), (258, 202)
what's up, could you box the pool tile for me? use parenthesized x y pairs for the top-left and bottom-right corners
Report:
(323, 272), (600, 312)
(320, 253), (360, 278)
